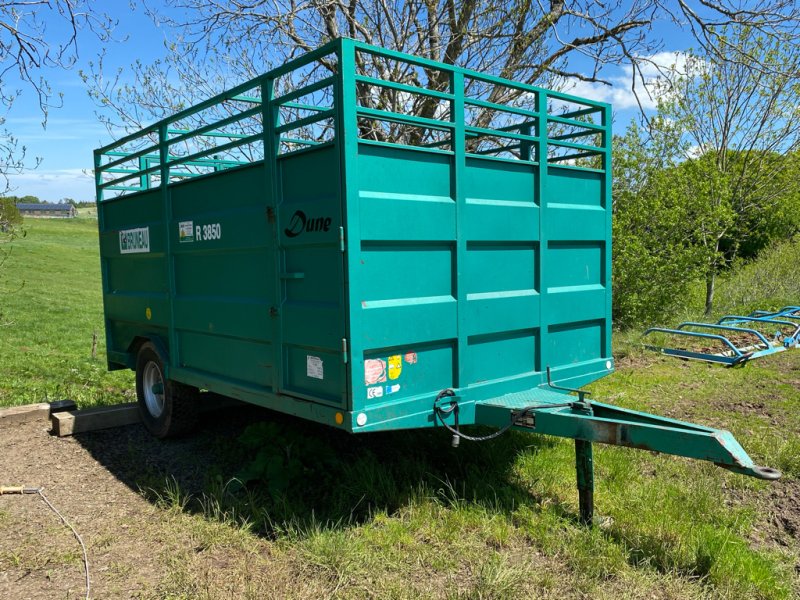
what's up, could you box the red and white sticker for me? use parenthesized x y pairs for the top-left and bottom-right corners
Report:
(404, 352), (418, 365)
(364, 358), (387, 385)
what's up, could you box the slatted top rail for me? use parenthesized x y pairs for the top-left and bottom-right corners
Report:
(95, 38), (611, 202)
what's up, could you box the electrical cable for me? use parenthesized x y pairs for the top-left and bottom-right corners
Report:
(433, 388), (575, 445)
(0, 486), (90, 600)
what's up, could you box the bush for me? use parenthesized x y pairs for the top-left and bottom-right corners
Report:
(713, 237), (800, 315)
(0, 197), (21, 231)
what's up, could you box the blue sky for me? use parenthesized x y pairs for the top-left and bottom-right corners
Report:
(4, 4), (691, 202)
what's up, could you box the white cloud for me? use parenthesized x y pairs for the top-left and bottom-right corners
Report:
(6, 168), (95, 201)
(563, 51), (692, 112)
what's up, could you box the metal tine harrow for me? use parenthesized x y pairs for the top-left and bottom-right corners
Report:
(642, 305), (800, 366)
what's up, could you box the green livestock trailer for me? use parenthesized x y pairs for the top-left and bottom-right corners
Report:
(95, 38), (778, 523)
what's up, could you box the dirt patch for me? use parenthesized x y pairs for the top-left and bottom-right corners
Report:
(614, 352), (661, 370)
(0, 406), (580, 600)
(729, 478), (800, 576)
(764, 479), (800, 546)
(0, 407), (270, 599)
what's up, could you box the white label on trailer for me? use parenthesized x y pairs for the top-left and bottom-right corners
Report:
(306, 355), (324, 380)
(196, 223), (222, 241)
(119, 227), (150, 254)
(179, 221), (195, 242)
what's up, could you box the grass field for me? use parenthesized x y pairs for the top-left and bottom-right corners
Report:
(0, 216), (798, 598)
(0, 212), (134, 407)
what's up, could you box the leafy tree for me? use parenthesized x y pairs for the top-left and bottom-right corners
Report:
(612, 120), (708, 326)
(656, 27), (800, 314)
(0, 1), (114, 191)
(85, 1), (800, 135)
(0, 197), (20, 229)
(613, 26), (800, 325)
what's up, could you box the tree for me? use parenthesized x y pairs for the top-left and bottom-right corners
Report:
(611, 120), (708, 326)
(0, 1), (114, 191)
(655, 27), (800, 314)
(85, 1), (800, 137)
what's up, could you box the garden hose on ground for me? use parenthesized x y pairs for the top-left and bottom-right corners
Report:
(0, 485), (90, 600)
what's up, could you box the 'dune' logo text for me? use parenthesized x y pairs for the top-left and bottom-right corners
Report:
(284, 210), (332, 238)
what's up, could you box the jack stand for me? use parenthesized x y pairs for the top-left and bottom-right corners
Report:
(575, 439), (594, 526)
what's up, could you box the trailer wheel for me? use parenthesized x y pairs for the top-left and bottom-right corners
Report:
(135, 343), (198, 438)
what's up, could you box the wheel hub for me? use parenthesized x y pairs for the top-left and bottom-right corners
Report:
(142, 361), (165, 418)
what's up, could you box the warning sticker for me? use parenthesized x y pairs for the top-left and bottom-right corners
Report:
(364, 359), (387, 385)
(388, 355), (402, 380)
(367, 386), (384, 399)
(306, 355), (324, 380)
(179, 221), (195, 243)
(119, 227), (150, 254)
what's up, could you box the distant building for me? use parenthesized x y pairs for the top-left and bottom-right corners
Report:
(16, 203), (77, 218)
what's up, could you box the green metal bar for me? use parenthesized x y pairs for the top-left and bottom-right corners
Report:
(230, 94), (262, 104)
(473, 143), (523, 156)
(96, 127), (159, 158)
(549, 163), (603, 174)
(262, 73), (282, 394)
(105, 186), (145, 192)
(166, 133), (262, 168)
(575, 439), (594, 525)
(549, 129), (601, 142)
(275, 109), (336, 134)
(536, 90), (548, 371)
(104, 168), (139, 174)
(95, 39), (340, 156)
(101, 143), (161, 172)
(159, 122), (180, 375)
(464, 96), (538, 119)
(547, 114), (605, 131)
(356, 106), (453, 131)
(166, 106), (261, 147)
(474, 398), (780, 480)
(279, 136), (323, 146)
(99, 163), (162, 190)
(602, 92), (612, 335)
(560, 106), (602, 119)
(167, 128), (250, 140)
(138, 156), (148, 190)
(273, 75), (337, 106)
(351, 39), (608, 109)
(339, 37), (360, 410)
(281, 101), (331, 112)
(357, 137), (453, 155)
(519, 123), (532, 160)
(548, 151), (602, 163)
(547, 138), (604, 153)
(464, 125), (537, 143)
(452, 70), (467, 391)
(354, 74), (454, 101)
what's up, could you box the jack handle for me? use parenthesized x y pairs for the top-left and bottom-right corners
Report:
(0, 486), (40, 495)
(546, 366), (591, 404)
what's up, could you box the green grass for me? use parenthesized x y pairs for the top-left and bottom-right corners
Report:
(1, 216), (798, 598)
(0, 215), (133, 407)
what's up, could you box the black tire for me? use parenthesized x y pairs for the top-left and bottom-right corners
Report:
(135, 342), (198, 438)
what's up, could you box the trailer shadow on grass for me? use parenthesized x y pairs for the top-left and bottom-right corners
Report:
(73, 401), (569, 538)
(70, 401), (796, 598)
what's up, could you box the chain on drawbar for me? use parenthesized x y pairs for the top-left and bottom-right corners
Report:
(433, 388), (575, 447)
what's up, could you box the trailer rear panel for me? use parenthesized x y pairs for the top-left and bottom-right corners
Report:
(96, 38), (612, 433)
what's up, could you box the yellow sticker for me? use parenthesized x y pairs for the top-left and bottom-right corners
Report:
(145, 307), (152, 320)
(388, 355), (402, 380)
